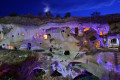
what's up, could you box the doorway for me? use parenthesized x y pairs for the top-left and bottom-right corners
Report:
(27, 43), (31, 50)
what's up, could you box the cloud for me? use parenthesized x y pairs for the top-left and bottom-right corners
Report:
(42, 2), (50, 12)
(42, 0), (116, 13)
(44, 5), (50, 12)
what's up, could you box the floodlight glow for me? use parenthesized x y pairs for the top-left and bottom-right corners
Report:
(84, 28), (90, 32)
(43, 35), (47, 39)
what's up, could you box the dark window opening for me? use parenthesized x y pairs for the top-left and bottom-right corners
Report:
(111, 38), (117, 44)
(3, 44), (5, 46)
(27, 43), (31, 50)
(49, 48), (52, 52)
(47, 34), (51, 38)
(62, 30), (64, 32)
(33, 69), (45, 76)
(67, 34), (70, 37)
(75, 27), (78, 35)
(90, 36), (96, 41)
(14, 47), (17, 50)
(64, 50), (70, 55)
(12, 35), (14, 37)
(51, 70), (62, 77)
(0, 46), (2, 49)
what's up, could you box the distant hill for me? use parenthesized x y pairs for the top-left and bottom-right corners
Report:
(0, 13), (120, 26)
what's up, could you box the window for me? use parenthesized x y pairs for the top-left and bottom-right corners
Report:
(11, 46), (13, 50)
(84, 28), (90, 32)
(100, 31), (103, 35)
(3, 44), (5, 46)
(46, 34), (51, 38)
(8, 45), (10, 49)
(12, 35), (14, 37)
(36, 33), (39, 37)
(22, 33), (24, 36)
(90, 36), (96, 41)
(111, 38), (117, 44)
(83, 40), (87, 44)
(96, 41), (100, 48)
(43, 35), (47, 39)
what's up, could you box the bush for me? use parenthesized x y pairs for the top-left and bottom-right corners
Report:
(56, 14), (61, 18)
(38, 12), (43, 17)
(91, 12), (101, 17)
(9, 12), (17, 17)
(35, 75), (43, 80)
(45, 11), (54, 18)
(64, 12), (71, 18)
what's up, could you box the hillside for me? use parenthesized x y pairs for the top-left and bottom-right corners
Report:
(0, 14), (120, 26)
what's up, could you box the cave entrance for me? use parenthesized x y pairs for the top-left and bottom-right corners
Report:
(64, 50), (70, 55)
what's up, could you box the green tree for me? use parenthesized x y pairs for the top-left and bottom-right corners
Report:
(64, 12), (71, 18)
(9, 12), (17, 17)
(38, 12), (43, 17)
(56, 14), (61, 18)
(25, 13), (34, 18)
(91, 12), (101, 17)
(45, 11), (53, 18)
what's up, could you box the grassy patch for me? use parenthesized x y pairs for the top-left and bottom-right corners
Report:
(0, 76), (15, 80)
(0, 50), (35, 65)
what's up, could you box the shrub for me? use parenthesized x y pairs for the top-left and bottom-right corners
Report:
(64, 12), (71, 18)
(9, 12), (17, 17)
(56, 14), (61, 18)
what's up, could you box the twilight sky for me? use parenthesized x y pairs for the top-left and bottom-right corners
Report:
(0, 0), (120, 17)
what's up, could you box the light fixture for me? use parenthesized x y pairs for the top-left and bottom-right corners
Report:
(22, 33), (24, 36)
(8, 45), (10, 49)
(83, 40), (87, 44)
(36, 33), (39, 37)
(11, 46), (13, 50)
(100, 31), (103, 35)
(43, 35), (47, 39)
(84, 28), (90, 32)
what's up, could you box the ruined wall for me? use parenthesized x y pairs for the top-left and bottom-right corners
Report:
(109, 22), (120, 33)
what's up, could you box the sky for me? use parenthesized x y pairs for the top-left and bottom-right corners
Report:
(0, 0), (120, 17)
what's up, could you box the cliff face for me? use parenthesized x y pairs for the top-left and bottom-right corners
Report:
(0, 21), (109, 34)
(109, 22), (120, 33)
(0, 22), (109, 43)
(0, 22), (109, 47)
(0, 16), (120, 80)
